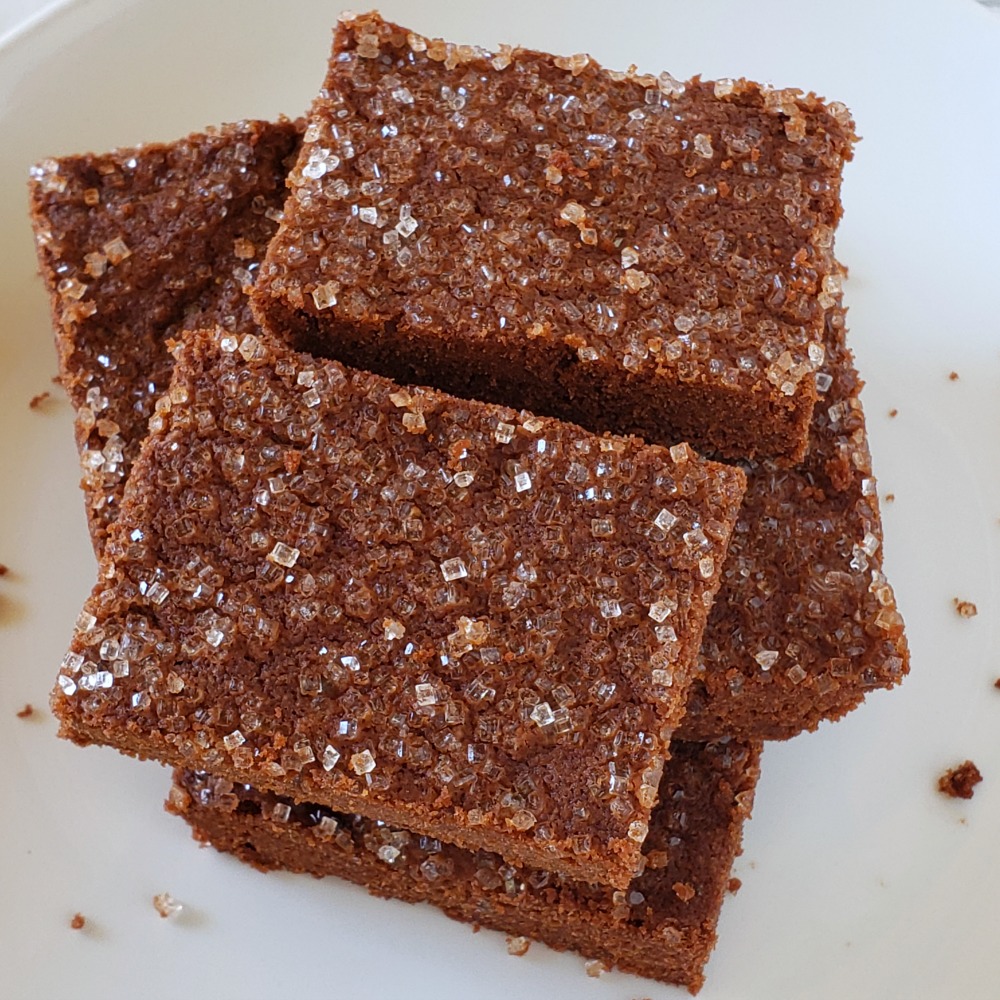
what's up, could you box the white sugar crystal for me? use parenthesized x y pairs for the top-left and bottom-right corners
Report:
(395, 215), (419, 238)
(494, 422), (515, 444)
(205, 627), (225, 648)
(514, 471), (532, 493)
(311, 281), (339, 310)
(415, 683), (437, 706)
(621, 246), (640, 269)
(402, 411), (426, 433)
(453, 471), (475, 488)
(377, 845), (401, 863)
(152, 893), (183, 919)
(383, 618), (406, 640)
(268, 542), (300, 568)
(530, 702), (555, 728)
(317, 815), (339, 836)
(755, 649), (779, 671)
(627, 819), (649, 842)
(272, 803), (291, 822)
(301, 148), (340, 180)
(559, 201), (586, 224)
(358, 206), (378, 225)
(351, 750), (376, 775)
(623, 269), (651, 292)
(648, 600), (673, 623)
(341, 655), (361, 672)
(860, 531), (880, 556)
(57, 675), (77, 696)
(78, 670), (113, 691)
(684, 527), (708, 549)
(322, 745), (341, 771)
(61, 651), (84, 673)
(223, 730), (246, 751)
(102, 236), (131, 264)
(693, 133), (714, 158)
(238, 334), (264, 361)
(57, 277), (87, 300)
(598, 599), (622, 619)
(698, 556), (715, 579)
(440, 558), (468, 582)
(76, 611), (97, 632)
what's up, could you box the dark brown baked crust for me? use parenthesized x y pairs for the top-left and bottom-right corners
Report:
(253, 12), (858, 466)
(52, 327), (745, 886)
(169, 739), (761, 994)
(678, 295), (908, 740)
(28, 119), (302, 551)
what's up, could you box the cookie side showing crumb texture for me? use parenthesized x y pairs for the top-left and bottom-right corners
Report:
(678, 296), (909, 740)
(28, 119), (302, 552)
(169, 740), (761, 994)
(254, 12), (858, 466)
(52, 328), (746, 887)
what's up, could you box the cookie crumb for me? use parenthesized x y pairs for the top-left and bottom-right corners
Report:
(584, 959), (608, 978)
(993, 678), (1000, 690)
(938, 760), (982, 799)
(29, 391), (51, 410)
(953, 598), (978, 618)
(506, 935), (531, 957)
(888, 408), (898, 418)
(16, 704), (34, 719)
(884, 493), (895, 503)
(672, 881), (696, 902)
(0, 563), (8, 576)
(727, 877), (742, 894)
(70, 913), (86, 930)
(948, 371), (959, 381)
(152, 892), (184, 919)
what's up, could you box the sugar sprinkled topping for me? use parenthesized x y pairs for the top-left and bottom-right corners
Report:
(267, 542), (300, 568)
(351, 749), (377, 775)
(312, 281), (339, 310)
(754, 649), (779, 671)
(494, 422), (515, 444)
(152, 893), (184, 919)
(440, 557), (468, 582)
(51, 327), (750, 883)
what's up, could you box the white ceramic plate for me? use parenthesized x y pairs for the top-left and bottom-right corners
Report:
(2, 1), (999, 997)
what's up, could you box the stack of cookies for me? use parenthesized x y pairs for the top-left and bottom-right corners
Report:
(29, 12), (908, 993)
